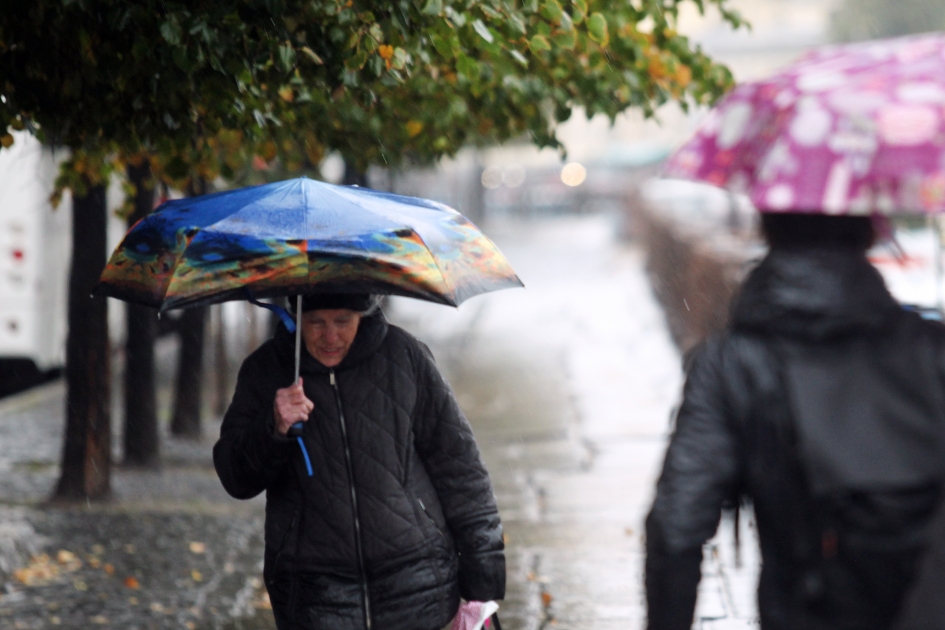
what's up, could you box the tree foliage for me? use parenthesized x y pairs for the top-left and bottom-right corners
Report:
(1, 0), (743, 185)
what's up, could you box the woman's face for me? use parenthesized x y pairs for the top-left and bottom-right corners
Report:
(300, 309), (361, 367)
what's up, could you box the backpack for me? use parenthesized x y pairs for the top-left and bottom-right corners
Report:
(737, 332), (944, 629)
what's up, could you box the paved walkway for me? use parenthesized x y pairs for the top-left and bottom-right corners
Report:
(391, 215), (758, 629)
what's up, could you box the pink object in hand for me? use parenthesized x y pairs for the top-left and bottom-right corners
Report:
(450, 600), (499, 630)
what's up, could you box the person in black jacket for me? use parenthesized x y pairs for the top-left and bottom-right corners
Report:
(213, 293), (505, 630)
(645, 213), (945, 630)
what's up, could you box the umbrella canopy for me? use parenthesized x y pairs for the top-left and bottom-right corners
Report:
(664, 32), (945, 215)
(97, 177), (522, 310)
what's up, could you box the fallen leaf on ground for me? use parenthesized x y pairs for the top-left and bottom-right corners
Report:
(188, 542), (206, 554)
(56, 550), (80, 568)
(541, 592), (553, 607)
(14, 554), (59, 586)
(103, 564), (114, 575)
(191, 569), (203, 582)
(124, 576), (140, 589)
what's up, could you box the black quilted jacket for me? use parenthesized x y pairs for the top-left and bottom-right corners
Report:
(646, 248), (945, 630)
(213, 312), (505, 630)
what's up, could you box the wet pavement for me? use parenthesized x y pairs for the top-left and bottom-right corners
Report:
(390, 215), (758, 630)
(0, 214), (757, 629)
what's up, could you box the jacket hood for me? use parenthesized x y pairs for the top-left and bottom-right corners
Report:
(274, 311), (389, 373)
(731, 247), (901, 340)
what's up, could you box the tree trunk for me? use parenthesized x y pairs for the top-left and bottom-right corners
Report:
(213, 304), (229, 417)
(170, 306), (207, 438)
(55, 182), (111, 500)
(342, 161), (369, 187)
(170, 178), (208, 439)
(123, 161), (160, 467)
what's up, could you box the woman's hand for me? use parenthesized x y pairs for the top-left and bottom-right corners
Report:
(273, 378), (314, 436)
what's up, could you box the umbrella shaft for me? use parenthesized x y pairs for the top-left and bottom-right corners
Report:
(294, 295), (302, 382)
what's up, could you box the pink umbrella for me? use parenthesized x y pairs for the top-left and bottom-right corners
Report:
(664, 32), (945, 215)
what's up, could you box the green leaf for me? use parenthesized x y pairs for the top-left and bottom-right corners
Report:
(529, 34), (551, 51)
(348, 48), (369, 70)
(457, 55), (478, 79)
(551, 30), (576, 49)
(481, 5), (503, 20)
(369, 24), (383, 44)
(392, 47), (409, 70)
(559, 12), (574, 31)
(508, 13), (527, 34)
(445, 7), (467, 27)
(160, 19), (182, 46)
(423, 0), (443, 15)
(472, 19), (494, 43)
(587, 13), (608, 44)
(540, 0), (563, 24)
(432, 34), (454, 59)
(278, 43), (297, 72)
(510, 49), (528, 66)
(572, 0), (587, 16)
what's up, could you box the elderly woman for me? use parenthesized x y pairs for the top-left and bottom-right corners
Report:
(213, 293), (505, 630)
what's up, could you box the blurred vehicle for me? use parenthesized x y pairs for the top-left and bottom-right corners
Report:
(0, 132), (70, 394)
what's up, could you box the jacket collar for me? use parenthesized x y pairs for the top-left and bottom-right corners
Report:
(275, 311), (389, 374)
(731, 247), (901, 340)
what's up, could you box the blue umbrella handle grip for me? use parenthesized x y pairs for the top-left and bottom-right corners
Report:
(286, 423), (312, 476)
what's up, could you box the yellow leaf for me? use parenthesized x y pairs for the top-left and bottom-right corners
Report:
(1, 134), (14, 148)
(278, 86), (294, 102)
(191, 569), (203, 582)
(406, 121), (424, 138)
(378, 44), (394, 60)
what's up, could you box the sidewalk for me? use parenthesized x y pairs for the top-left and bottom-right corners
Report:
(390, 214), (758, 629)
(0, 381), (273, 629)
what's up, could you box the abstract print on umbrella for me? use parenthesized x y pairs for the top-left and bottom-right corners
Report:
(98, 178), (522, 310)
(664, 32), (945, 215)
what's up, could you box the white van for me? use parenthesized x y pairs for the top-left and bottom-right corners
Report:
(0, 131), (71, 379)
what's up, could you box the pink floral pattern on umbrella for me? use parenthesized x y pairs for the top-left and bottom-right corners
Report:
(664, 33), (945, 214)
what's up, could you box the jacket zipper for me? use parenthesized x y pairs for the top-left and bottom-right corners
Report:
(418, 498), (445, 539)
(330, 369), (372, 630)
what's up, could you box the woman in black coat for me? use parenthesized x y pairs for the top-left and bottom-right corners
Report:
(213, 293), (505, 630)
(646, 214), (945, 630)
